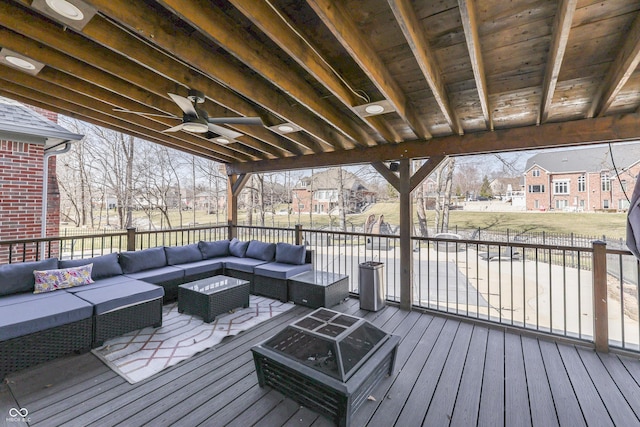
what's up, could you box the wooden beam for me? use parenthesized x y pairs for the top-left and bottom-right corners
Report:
(229, 0), (401, 143)
(389, 0), (462, 135)
(80, 0), (353, 152)
(458, 0), (492, 131)
(226, 172), (251, 228)
(539, 0), (577, 124)
(226, 112), (640, 174)
(77, 14), (304, 158)
(158, 0), (375, 148)
(307, 0), (431, 139)
(398, 158), (412, 310)
(590, 11), (640, 117)
(410, 156), (445, 192)
(371, 161), (400, 192)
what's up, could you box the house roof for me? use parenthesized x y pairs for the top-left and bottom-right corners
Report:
(297, 168), (368, 192)
(2, 2), (640, 172)
(524, 142), (640, 175)
(0, 97), (83, 148)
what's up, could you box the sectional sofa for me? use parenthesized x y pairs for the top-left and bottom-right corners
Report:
(0, 238), (311, 378)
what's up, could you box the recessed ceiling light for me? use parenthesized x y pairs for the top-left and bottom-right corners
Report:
(46, 0), (84, 20)
(364, 104), (385, 114)
(4, 56), (36, 70)
(278, 125), (295, 133)
(269, 122), (301, 134)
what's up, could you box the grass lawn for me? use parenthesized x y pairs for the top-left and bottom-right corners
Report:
(67, 202), (628, 240)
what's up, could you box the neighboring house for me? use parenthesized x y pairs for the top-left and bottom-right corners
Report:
(0, 97), (83, 262)
(489, 177), (522, 199)
(292, 168), (376, 214)
(523, 143), (640, 212)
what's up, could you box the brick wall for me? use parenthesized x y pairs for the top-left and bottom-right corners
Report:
(0, 106), (62, 262)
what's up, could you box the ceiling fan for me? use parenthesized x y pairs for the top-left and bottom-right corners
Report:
(115, 89), (263, 142)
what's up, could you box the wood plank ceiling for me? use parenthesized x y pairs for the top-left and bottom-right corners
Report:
(2, 0), (640, 174)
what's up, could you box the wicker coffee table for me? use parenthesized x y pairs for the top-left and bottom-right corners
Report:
(178, 275), (250, 323)
(288, 271), (349, 308)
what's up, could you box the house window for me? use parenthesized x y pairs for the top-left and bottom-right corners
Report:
(532, 169), (540, 177)
(528, 184), (545, 193)
(555, 200), (568, 209)
(577, 175), (585, 192)
(553, 180), (569, 195)
(603, 200), (609, 209)
(619, 199), (630, 210)
(534, 200), (539, 209)
(621, 180), (627, 192)
(601, 173), (610, 191)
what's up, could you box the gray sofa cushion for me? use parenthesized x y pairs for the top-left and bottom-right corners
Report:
(59, 253), (123, 280)
(165, 244), (202, 265)
(246, 240), (276, 262)
(225, 257), (269, 273)
(124, 266), (184, 284)
(254, 262), (313, 280)
(275, 243), (306, 265)
(73, 281), (164, 315)
(119, 247), (167, 274)
(0, 291), (93, 341)
(0, 257), (58, 296)
(229, 238), (249, 257)
(64, 276), (141, 293)
(199, 240), (230, 259)
(174, 258), (225, 277)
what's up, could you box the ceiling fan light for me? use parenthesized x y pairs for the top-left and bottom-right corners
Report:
(215, 137), (231, 144)
(4, 56), (36, 70)
(182, 122), (208, 133)
(45, 0), (84, 20)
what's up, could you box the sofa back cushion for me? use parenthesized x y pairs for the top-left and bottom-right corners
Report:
(59, 253), (123, 280)
(246, 240), (276, 262)
(33, 265), (94, 294)
(119, 247), (167, 274)
(199, 240), (230, 259)
(165, 244), (203, 265)
(0, 257), (58, 296)
(229, 238), (249, 258)
(275, 243), (306, 265)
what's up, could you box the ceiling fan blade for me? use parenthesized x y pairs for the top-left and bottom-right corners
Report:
(207, 116), (263, 125)
(168, 93), (197, 116)
(207, 123), (243, 139)
(113, 108), (179, 119)
(162, 123), (186, 133)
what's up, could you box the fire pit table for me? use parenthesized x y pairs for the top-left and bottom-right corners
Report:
(251, 308), (400, 427)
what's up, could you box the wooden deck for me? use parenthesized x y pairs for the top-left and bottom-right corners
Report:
(2, 299), (640, 426)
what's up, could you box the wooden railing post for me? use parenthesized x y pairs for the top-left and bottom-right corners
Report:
(592, 240), (608, 352)
(126, 227), (137, 252)
(228, 220), (236, 240)
(295, 224), (303, 245)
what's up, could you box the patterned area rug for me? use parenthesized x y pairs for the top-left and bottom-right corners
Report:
(92, 296), (294, 384)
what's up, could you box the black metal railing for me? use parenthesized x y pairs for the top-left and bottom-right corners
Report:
(1, 224), (638, 353)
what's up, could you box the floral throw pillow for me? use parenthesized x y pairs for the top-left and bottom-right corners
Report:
(33, 264), (94, 294)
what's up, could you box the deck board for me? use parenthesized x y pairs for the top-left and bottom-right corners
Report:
(576, 348), (640, 426)
(4, 300), (640, 427)
(521, 336), (559, 427)
(538, 340), (586, 427)
(478, 328), (505, 427)
(449, 326), (488, 427)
